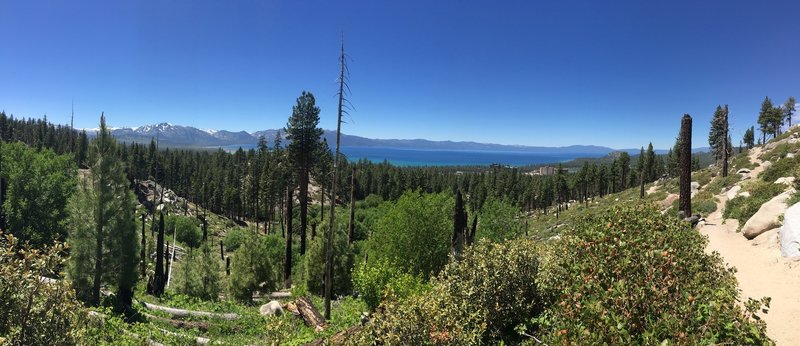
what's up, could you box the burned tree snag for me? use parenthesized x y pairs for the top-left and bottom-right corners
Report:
(679, 114), (693, 217)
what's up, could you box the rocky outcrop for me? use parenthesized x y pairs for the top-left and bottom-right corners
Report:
(775, 176), (796, 186)
(780, 202), (800, 258)
(742, 191), (792, 240)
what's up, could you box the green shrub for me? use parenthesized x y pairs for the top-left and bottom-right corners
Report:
(693, 198), (718, 215)
(724, 181), (785, 226)
(366, 191), (453, 278)
(352, 258), (428, 311)
(759, 155), (800, 183)
(705, 174), (741, 195)
(228, 233), (281, 304)
(223, 227), (249, 252)
(352, 239), (543, 345)
(168, 215), (202, 249)
(539, 204), (770, 345)
(0, 232), (84, 345)
(476, 197), (525, 242)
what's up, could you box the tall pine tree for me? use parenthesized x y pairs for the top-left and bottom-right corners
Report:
(68, 114), (138, 310)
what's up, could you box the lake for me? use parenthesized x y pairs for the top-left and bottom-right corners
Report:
(221, 145), (606, 167)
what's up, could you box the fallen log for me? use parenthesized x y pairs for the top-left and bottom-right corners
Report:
(139, 301), (239, 320)
(285, 297), (327, 331)
(143, 313), (210, 332)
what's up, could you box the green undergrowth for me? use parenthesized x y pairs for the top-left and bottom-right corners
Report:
(347, 204), (772, 345)
(724, 181), (785, 227)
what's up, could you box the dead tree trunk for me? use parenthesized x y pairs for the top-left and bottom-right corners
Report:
(679, 114), (693, 216)
(348, 168), (356, 244)
(286, 297), (327, 331)
(284, 187), (293, 289)
(140, 214), (146, 277)
(451, 190), (467, 259)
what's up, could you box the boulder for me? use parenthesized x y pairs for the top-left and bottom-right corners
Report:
(739, 191), (751, 198)
(775, 176), (796, 186)
(726, 185), (742, 201)
(751, 227), (780, 248)
(780, 202), (800, 258)
(691, 181), (700, 197)
(787, 153), (796, 159)
(737, 168), (751, 174)
(259, 300), (284, 316)
(742, 191), (792, 239)
(761, 160), (772, 171)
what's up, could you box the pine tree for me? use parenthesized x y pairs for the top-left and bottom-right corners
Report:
(743, 126), (755, 149)
(285, 92), (323, 256)
(68, 114), (138, 310)
(785, 96), (796, 128)
(709, 105), (726, 161)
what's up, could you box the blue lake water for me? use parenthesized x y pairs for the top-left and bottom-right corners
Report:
(340, 147), (604, 166)
(221, 145), (606, 167)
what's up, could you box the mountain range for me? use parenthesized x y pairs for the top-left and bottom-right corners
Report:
(87, 122), (708, 155)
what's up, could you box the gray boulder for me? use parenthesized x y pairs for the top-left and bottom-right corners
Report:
(259, 300), (284, 316)
(780, 202), (800, 258)
(775, 176), (796, 186)
(742, 191), (792, 239)
(726, 185), (742, 201)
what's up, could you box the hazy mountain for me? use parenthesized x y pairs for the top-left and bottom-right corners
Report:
(86, 122), (708, 154)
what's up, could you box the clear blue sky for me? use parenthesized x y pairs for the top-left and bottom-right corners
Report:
(1, 0), (797, 149)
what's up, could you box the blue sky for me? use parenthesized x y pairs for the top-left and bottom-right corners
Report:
(1, 0), (798, 149)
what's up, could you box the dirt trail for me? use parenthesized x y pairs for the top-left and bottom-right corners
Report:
(696, 147), (800, 345)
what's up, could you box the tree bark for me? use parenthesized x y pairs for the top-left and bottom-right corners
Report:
(286, 297), (327, 330)
(299, 170), (308, 255)
(679, 114), (693, 216)
(284, 186), (293, 289)
(348, 168), (356, 244)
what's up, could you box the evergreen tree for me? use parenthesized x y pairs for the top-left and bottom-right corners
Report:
(618, 152), (630, 190)
(743, 126), (755, 149)
(784, 96), (796, 128)
(68, 114), (138, 310)
(285, 91), (323, 255)
(709, 105), (727, 161)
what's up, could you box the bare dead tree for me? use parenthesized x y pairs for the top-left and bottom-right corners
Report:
(325, 35), (352, 319)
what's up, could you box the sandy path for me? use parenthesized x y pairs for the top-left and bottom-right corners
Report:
(697, 149), (800, 345)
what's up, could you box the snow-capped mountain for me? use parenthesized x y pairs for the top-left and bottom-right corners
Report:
(84, 122), (699, 155)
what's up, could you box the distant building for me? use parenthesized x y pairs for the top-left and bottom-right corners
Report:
(539, 166), (556, 175)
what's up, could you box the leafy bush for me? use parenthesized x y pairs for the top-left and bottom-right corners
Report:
(352, 239), (543, 345)
(168, 215), (202, 249)
(228, 233), (281, 304)
(705, 174), (741, 195)
(223, 227), (249, 252)
(724, 181), (785, 226)
(352, 258), (428, 311)
(759, 155), (800, 183)
(476, 197), (525, 242)
(366, 191), (452, 278)
(540, 204), (770, 345)
(0, 232), (83, 345)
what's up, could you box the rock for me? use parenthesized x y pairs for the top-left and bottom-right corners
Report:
(790, 138), (800, 144)
(742, 191), (792, 239)
(775, 176), (796, 186)
(752, 227), (780, 248)
(787, 153), (795, 159)
(260, 300), (284, 316)
(721, 186), (729, 193)
(761, 161), (772, 171)
(690, 181), (700, 197)
(740, 191), (751, 198)
(737, 168), (751, 174)
(741, 174), (752, 180)
(781, 202), (800, 258)
(726, 185), (742, 201)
